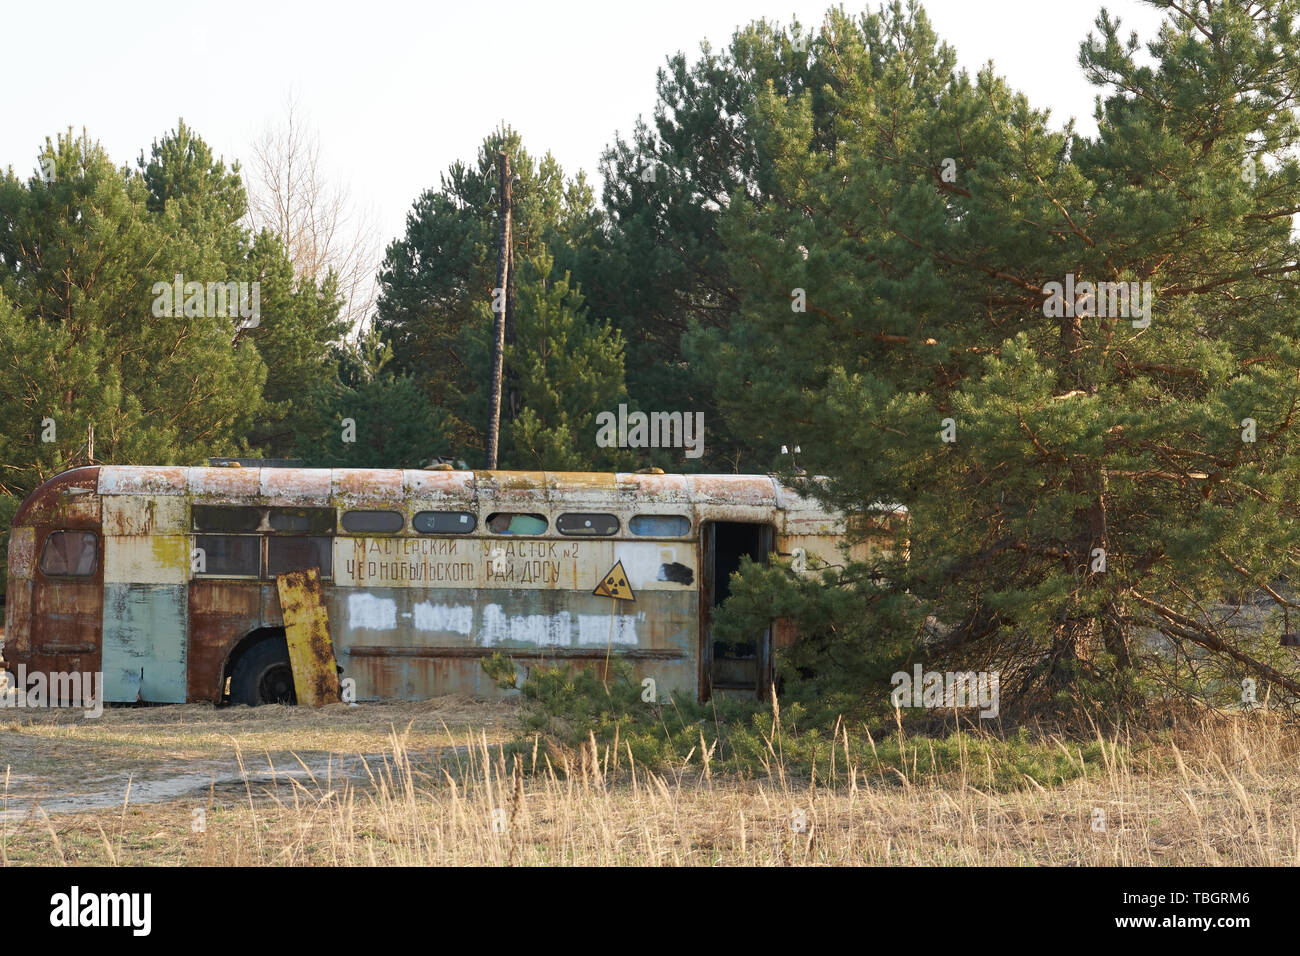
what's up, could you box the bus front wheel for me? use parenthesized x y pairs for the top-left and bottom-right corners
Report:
(229, 636), (298, 706)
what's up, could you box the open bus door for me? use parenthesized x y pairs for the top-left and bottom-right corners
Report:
(700, 521), (774, 700)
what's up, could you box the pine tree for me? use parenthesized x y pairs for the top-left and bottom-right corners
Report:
(453, 250), (634, 471)
(0, 122), (347, 588)
(596, 15), (828, 470)
(705, 0), (1300, 714)
(374, 126), (602, 460)
(137, 121), (347, 458)
(0, 128), (266, 465)
(242, 231), (348, 457)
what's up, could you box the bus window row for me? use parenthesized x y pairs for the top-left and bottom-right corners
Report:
(36, 513), (693, 579)
(194, 534), (332, 579)
(191, 506), (691, 539)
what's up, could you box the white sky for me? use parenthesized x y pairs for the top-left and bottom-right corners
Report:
(2, 0), (1170, 256)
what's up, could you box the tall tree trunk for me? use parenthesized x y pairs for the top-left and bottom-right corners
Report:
(486, 151), (511, 469)
(1049, 299), (1096, 688)
(505, 213), (519, 422)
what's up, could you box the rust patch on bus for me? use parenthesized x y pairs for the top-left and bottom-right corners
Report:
(189, 466), (260, 500)
(12, 467), (101, 527)
(187, 581), (265, 702)
(276, 568), (340, 705)
(403, 469), (476, 502)
(260, 468), (331, 505)
(335, 469), (404, 503)
(7, 469), (104, 679)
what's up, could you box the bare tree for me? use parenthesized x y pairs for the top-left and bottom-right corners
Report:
(244, 92), (380, 334)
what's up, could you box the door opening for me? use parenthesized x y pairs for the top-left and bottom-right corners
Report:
(702, 521), (774, 699)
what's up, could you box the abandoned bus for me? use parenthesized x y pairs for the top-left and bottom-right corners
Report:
(2, 466), (902, 705)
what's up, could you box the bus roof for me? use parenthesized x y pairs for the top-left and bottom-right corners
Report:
(14, 465), (906, 527)
(94, 466), (790, 507)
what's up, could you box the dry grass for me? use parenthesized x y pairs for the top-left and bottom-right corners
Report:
(0, 697), (516, 824)
(3, 703), (1300, 864)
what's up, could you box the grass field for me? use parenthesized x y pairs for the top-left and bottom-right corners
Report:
(2, 698), (1298, 865)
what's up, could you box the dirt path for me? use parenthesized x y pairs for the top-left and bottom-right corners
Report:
(0, 697), (517, 822)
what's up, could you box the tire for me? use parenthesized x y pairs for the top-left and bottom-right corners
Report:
(229, 636), (298, 706)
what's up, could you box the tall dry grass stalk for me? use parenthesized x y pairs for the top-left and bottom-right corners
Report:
(189, 711), (1300, 866)
(6, 708), (1299, 865)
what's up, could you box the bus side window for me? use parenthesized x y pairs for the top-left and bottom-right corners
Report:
(268, 536), (333, 578)
(41, 531), (98, 576)
(342, 510), (404, 533)
(268, 507), (336, 534)
(194, 535), (261, 577)
(487, 513), (548, 535)
(192, 505), (263, 533)
(629, 515), (691, 537)
(557, 513), (620, 536)
(413, 511), (477, 534)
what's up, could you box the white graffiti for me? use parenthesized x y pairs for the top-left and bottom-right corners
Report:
(342, 595), (643, 648)
(480, 604), (571, 647)
(577, 614), (639, 646)
(412, 601), (473, 635)
(347, 592), (397, 631)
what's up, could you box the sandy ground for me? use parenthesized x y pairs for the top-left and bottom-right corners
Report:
(0, 697), (518, 821)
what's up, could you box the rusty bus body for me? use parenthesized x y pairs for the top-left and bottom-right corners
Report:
(2, 466), (901, 705)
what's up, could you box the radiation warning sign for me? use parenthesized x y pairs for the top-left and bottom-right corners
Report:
(593, 560), (636, 601)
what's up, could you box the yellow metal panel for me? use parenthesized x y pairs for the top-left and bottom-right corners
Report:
(103, 535), (189, 584)
(276, 568), (341, 706)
